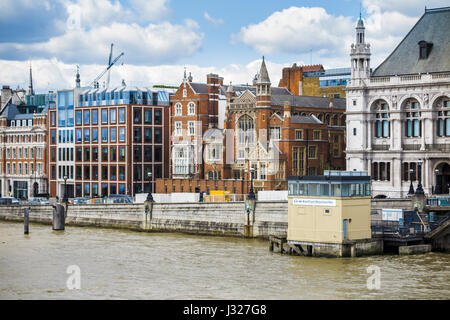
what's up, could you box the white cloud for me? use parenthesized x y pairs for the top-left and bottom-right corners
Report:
(204, 12), (224, 25)
(0, 19), (204, 65)
(232, 4), (432, 69)
(362, 0), (450, 17)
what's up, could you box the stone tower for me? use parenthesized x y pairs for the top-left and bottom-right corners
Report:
(255, 57), (271, 143)
(350, 15), (371, 82)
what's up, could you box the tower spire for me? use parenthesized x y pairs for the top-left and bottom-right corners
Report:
(75, 65), (81, 88)
(28, 61), (34, 95)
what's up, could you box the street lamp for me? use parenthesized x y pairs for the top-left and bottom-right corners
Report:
(247, 167), (256, 200)
(63, 175), (68, 204)
(146, 171), (154, 202)
(408, 168), (415, 195)
(434, 168), (440, 194)
(415, 160), (424, 195)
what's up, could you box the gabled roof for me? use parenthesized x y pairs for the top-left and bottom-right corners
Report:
(188, 82), (208, 94)
(271, 95), (346, 110)
(219, 85), (291, 96)
(302, 64), (324, 73)
(372, 7), (450, 76)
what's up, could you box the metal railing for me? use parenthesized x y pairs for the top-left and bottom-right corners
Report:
(427, 197), (450, 207)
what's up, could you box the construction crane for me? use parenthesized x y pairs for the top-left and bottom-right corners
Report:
(90, 44), (124, 89)
(106, 43), (114, 88)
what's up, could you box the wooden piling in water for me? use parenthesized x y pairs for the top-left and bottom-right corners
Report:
(24, 208), (29, 235)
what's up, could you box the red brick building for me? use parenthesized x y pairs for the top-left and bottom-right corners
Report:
(156, 58), (346, 194)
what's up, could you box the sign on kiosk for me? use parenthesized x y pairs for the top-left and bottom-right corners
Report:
(293, 198), (337, 206)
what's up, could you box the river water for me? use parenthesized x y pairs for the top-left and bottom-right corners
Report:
(0, 221), (449, 300)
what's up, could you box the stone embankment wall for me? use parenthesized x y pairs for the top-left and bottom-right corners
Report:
(0, 201), (288, 239)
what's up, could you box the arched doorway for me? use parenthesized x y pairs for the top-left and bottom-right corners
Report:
(434, 163), (450, 194)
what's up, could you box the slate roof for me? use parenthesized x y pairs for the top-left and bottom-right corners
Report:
(290, 115), (322, 124)
(372, 7), (450, 76)
(0, 103), (46, 120)
(219, 85), (292, 96)
(271, 95), (346, 110)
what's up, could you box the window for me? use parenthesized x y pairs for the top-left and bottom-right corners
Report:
(405, 99), (421, 137)
(188, 121), (195, 136)
(154, 110), (161, 124)
(119, 166), (125, 180)
(93, 166), (98, 179)
(102, 128), (108, 142)
(92, 147), (98, 161)
(84, 110), (90, 125)
(134, 127), (141, 143)
(154, 128), (162, 143)
(84, 147), (90, 161)
(102, 167), (108, 180)
(144, 128), (152, 143)
(119, 147), (125, 161)
(102, 147), (108, 161)
(110, 128), (117, 142)
(374, 102), (390, 138)
(84, 128), (90, 142)
(134, 109), (141, 124)
(84, 183), (90, 197)
(92, 109), (98, 125)
(313, 130), (321, 140)
(308, 146), (317, 159)
(110, 109), (116, 124)
(76, 129), (82, 143)
(92, 183), (98, 197)
(175, 122), (182, 136)
(295, 130), (303, 140)
(76, 111), (82, 125)
(292, 147), (305, 175)
(92, 128), (98, 143)
(119, 127), (125, 142)
(102, 109), (108, 124)
(437, 98), (450, 137)
(353, 128), (357, 136)
(188, 102), (195, 115)
(174, 103), (182, 116)
(372, 162), (391, 181)
(76, 147), (82, 161)
(238, 115), (254, 143)
(134, 146), (142, 162)
(144, 147), (152, 161)
(118, 109), (125, 123)
(110, 166), (117, 180)
(110, 147), (117, 161)
(51, 112), (56, 126)
(155, 146), (162, 162)
(76, 166), (82, 179)
(144, 109), (152, 124)
(270, 127), (280, 140)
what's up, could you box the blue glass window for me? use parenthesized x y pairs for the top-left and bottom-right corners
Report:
(102, 128), (108, 142)
(110, 128), (117, 142)
(84, 129), (90, 142)
(84, 183), (90, 197)
(110, 109), (116, 124)
(446, 119), (450, 136)
(119, 184), (125, 194)
(102, 109), (108, 124)
(76, 111), (82, 125)
(51, 130), (55, 144)
(382, 120), (389, 138)
(70, 130), (74, 143)
(76, 129), (82, 143)
(119, 109), (125, 123)
(84, 110), (90, 125)
(92, 128), (98, 142)
(119, 127), (125, 142)
(58, 130), (62, 143)
(92, 109), (98, 125)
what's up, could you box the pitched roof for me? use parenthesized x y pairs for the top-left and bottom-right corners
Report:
(271, 95), (346, 110)
(372, 7), (450, 76)
(219, 85), (292, 96)
(291, 115), (322, 124)
(256, 57), (271, 84)
(188, 82), (208, 94)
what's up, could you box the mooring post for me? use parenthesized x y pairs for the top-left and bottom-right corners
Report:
(52, 203), (66, 230)
(24, 207), (29, 235)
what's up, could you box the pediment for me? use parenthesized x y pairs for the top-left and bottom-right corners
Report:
(235, 89), (256, 104)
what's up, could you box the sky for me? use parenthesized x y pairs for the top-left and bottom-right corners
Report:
(0, 0), (448, 92)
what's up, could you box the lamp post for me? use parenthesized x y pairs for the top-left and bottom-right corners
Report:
(408, 168), (415, 195)
(63, 175), (68, 204)
(434, 168), (440, 194)
(415, 160), (424, 195)
(248, 167), (256, 200)
(146, 171), (154, 202)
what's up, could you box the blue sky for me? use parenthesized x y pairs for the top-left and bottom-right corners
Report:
(0, 0), (447, 91)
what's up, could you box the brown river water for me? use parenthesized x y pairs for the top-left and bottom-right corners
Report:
(0, 221), (449, 300)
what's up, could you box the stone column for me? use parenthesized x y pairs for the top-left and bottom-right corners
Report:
(367, 120), (372, 150)
(421, 119), (426, 150)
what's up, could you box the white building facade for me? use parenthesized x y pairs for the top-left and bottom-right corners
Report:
(346, 8), (450, 198)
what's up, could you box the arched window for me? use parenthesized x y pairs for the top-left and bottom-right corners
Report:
(374, 101), (390, 138)
(324, 114), (330, 125)
(188, 102), (195, 115)
(238, 115), (254, 144)
(332, 115), (338, 126)
(317, 114), (323, 122)
(174, 103), (182, 116)
(404, 98), (421, 137)
(436, 97), (450, 137)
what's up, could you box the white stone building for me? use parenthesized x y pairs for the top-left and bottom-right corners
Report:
(346, 7), (450, 198)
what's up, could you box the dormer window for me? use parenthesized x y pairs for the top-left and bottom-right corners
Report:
(418, 41), (432, 59)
